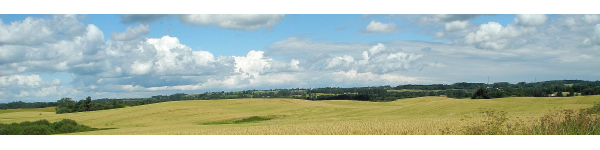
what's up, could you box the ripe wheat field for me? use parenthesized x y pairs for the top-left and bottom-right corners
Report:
(1, 96), (598, 135)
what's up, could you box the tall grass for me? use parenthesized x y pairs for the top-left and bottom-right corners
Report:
(530, 103), (600, 135)
(451, 102), (600, 135)
(439, 109), (525, 135)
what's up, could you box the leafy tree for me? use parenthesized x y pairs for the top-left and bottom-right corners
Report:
(556, 91), (564, 97)
(56, 97), (75, 114)
(84, 96), (93, 111)
(75, 101), (85, 112)
(568, 90), (575, 97)
(471, 87), (491, 99)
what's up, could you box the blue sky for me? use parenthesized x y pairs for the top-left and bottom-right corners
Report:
(1, 14), (600, 102)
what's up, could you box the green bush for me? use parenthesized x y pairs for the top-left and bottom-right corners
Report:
(0, 123), (22, 135)
(0, 119), (100, 135)
(32, 119), (51, 126)
(21, 125), (54, 135)
(52, 119), (89, 133)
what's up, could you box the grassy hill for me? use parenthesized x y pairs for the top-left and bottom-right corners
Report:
(1, 96), (599, 135)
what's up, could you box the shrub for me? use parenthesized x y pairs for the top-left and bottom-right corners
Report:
(0, 124), (22, 135)
(21, 125), (54, 135)
(52, 119), (81, 133)
(32, 119), (51, 126)
(0, 119), (101, 135)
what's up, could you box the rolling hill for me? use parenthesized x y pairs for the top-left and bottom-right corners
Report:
(1, 96), (599, 135)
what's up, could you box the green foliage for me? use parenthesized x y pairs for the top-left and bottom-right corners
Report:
(56, 107), (72, 114)
(84, 96), (93, 111)
(21, 125), (54, 135)
(32, 119), (51, 126)
(568, 90), (575, 97)
(0, 119), (102, 135)
(55, 96), (125, 114)
(52, 119), (81, 133)
(471, 87), (491, 99)
(0, 101), (57, 110)
(0, 123), (22, 135)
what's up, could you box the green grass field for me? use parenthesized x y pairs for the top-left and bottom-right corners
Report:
(1, 96), (598, 135)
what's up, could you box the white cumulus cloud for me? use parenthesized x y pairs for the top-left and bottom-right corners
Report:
(366, 21), (397, 33)
(0, 18), (104, 75)
(464, 22), (531, 50)
(445, 20), (469, 32)
(368, 43), (386, 55)
(110, 24), (150, 41)
(233, 50), (273, 78)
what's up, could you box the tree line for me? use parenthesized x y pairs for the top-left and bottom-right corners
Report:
(2, 79), (600, 113)
(0, 101), (57, 110)
(55, 96), (126, 114)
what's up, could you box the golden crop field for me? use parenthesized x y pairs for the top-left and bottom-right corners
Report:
(1, 96), (598, 135)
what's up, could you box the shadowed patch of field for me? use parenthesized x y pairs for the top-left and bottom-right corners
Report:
(201, 116), (279, 125)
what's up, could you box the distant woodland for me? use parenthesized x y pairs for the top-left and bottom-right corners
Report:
(2, 80), (600, 114)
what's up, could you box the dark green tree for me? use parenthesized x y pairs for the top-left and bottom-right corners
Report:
(471, 87), (491, 99)
(556, 91), (564, 97)
(55, 97), (75, 114)
(568, 90), (575, 97)
(84, 96), (93, 111)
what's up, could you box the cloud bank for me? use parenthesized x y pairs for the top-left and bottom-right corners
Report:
(1, 14), (600, 102)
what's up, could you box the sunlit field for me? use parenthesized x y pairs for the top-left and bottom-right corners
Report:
(1, 96), (598, 135)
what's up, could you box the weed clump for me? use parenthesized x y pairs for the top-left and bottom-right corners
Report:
(452, 103), (600, 135)
(457, 109), (525, 135)
(531, 108), (600, 135)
